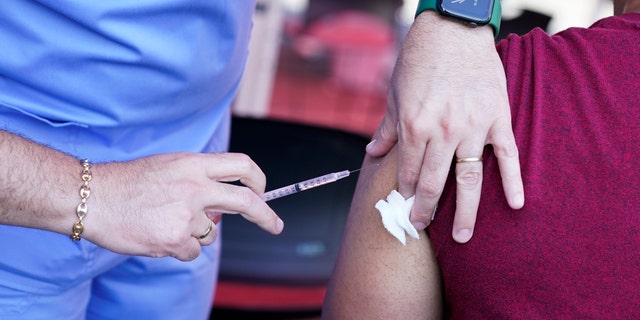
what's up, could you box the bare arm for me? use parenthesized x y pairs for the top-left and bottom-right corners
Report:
(0, 130), (78, 233)
(0, 129), (283, 261)
(322, 145), (441, 319)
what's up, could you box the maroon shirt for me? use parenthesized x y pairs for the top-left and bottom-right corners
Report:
(429, 13), (640, 318)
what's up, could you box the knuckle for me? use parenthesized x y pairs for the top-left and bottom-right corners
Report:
(437, 117), (456, 140)
(218, 152), (253, 171)
(425, 152), (449, 171)
(230, 153), (255, 171)
(176, 246), (200, 262)
(235, 187), (259, 212)
(169, 152), (197, 171)
(456, 169), (482, 190)
(439, 108), (473, 139)
(235, 152), (253, 165)
(401, 116), (430, 138)
(236, 154), (265, 180)
(411, 210), (432, 222)
(493, 140), (519, 159)
(398, 168), (419, 188)
(415, 178), (443, 199)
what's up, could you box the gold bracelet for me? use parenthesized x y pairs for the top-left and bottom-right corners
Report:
(70, 159), (92, 242)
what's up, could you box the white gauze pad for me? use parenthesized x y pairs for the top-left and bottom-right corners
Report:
(374, 190), (419, 245)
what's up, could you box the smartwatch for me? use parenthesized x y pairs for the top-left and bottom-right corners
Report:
(415, 0), (501, 38)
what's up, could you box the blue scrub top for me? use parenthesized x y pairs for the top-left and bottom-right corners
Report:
(0, 0), (256, 162)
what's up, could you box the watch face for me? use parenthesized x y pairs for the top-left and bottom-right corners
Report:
(437, 0), (493, 25)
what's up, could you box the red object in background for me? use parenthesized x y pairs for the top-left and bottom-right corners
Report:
(304, 10), (393, 48)
(294, 10), (396, 93)
(213, 282), (326, 311)
(272, 10), (393, 137)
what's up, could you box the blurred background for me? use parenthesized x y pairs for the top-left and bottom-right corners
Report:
(232, 0), (613, 136)
(212, 0), (613, 318)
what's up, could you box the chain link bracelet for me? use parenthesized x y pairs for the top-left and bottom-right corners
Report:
(70, 159), (92, 242)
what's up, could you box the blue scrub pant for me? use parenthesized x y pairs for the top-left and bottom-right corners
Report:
(0, 225), (220, 319)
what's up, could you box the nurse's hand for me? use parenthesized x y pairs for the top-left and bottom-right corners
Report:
(87, 152), (283, 261)
(366, 12), (524, 243)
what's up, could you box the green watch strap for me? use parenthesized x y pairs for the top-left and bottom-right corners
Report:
(415, 0), (502, 39)
(488, 1), (502, 38)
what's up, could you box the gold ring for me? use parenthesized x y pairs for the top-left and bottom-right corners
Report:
(197, 222), (213, 240)
(456, 157), (483, 163)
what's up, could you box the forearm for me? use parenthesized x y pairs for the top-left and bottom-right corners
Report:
(393, 10), (498, 96)
(323, 146), (442, 319)
(0, 129), (79, 234)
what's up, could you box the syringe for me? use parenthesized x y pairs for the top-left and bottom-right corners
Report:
(261, 168), (362, 202)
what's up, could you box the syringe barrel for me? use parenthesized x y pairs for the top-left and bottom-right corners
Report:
(297, 172), (339, 191)
(261, 184), (299, 201)
(261, 170), (351, 202)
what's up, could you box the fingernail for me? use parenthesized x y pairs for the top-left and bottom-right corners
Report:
(412, 221), (428, 230)
(454, 228), (473, 243)
(511, 192), (525, 209)
(366, 139), (376, 152)
(275, 218), (284, 234)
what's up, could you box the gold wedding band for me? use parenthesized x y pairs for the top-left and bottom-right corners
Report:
(197, 222), (213, 240)
(456, 157), (483, 163)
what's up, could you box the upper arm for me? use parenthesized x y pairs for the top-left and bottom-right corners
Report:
(322, 145), (442, 319)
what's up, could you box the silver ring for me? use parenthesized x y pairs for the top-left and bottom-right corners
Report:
(197, 222), (213, 240)
(456, 157), (483, 163)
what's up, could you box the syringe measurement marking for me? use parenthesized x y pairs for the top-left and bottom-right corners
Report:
(262, 169), (353, 202)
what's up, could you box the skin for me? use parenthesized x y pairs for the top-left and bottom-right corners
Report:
(615, 0), (640, 14)
(0, 130), (283, 262)
(322, 146), (441, 320)
(367, 8), (524, 244)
